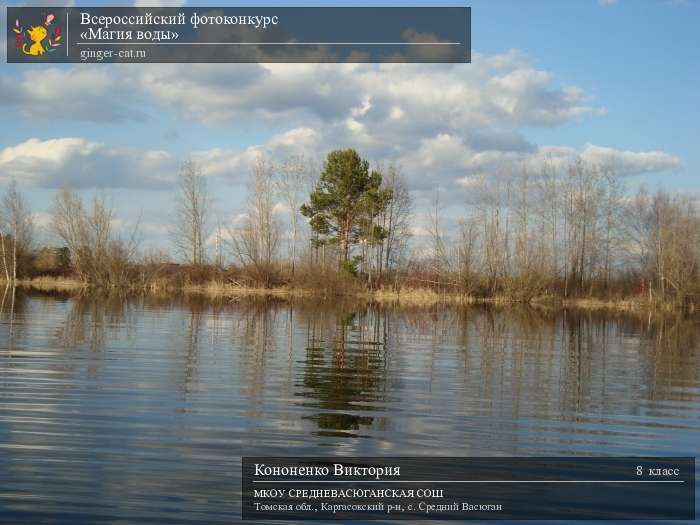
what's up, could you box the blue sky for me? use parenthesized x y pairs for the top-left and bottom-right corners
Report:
(1, 0), (698, 251)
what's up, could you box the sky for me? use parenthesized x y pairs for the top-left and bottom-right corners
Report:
(0, 0), (698, 252)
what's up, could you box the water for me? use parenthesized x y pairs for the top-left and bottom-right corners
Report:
(0, 290), (698, 523)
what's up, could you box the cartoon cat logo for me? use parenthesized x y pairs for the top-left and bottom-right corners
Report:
(24, 25), (48, 55)
(13, 14), (62, 57)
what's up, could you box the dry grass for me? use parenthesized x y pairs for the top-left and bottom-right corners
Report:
(4, 276), (686, 313)
(12, 276), (88, 291)
(531, 294), (665, 312)
(370, 287), (524, 307)
(182, 281), (313, 299)
(372, 287), (467, 306)
(373, 289), (668, 311)
(561, 297), (646, 310)
(561, 296), (686, 313)
(141, 278), (178, 294)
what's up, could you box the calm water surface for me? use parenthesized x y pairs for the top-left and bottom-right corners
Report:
(0, 290), (698, 524)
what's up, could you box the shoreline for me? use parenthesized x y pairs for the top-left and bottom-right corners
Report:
(2, 276), (690, 313)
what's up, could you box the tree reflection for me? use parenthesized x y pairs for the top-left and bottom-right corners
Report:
(56, 292), (132, 352)
(0, 285), (22, 346)
(300, 305), (387, 437)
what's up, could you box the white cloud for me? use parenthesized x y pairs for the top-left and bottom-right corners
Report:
(0, 50), (604, 162)
(121, 50), (603, 133)
(191, 127), (319, 179)
(101, 52), (604, 181)
(0, 130), (321, 191)
(579, 143), (682, 174)
(0, 137), (177, 189)
(0, 67), (145, 122)
(400, 137), (681, 200)
(0, 48), (682, 204)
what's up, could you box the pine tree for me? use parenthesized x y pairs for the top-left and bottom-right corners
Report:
(301, 149), (390, 267)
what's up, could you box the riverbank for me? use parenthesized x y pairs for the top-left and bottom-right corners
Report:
(3, 276), (690, 313)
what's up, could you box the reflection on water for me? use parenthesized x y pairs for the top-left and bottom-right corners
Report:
(301, 309), (387, 437)
(0, 289), (699, 523)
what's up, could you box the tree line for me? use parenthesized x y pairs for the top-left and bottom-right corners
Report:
(1, 148), (698, 305)
(426, 159), (700, 304)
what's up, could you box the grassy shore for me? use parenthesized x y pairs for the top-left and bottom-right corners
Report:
(2, 276), (685, 312)
(14, 276), (89, 291)
(372, 288), (673, 311)
(181, 281), (313, 299)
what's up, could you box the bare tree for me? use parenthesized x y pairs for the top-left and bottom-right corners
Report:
(171, 161), (211, 266)
(275, 155), (310, 276)
(378, 164), (412, 274)
(52, 189), (140, 286)
(0, 180), (34, 282)
(456, 216), (480, 292)
(622, 187), (654, 274)
(229, 156), (281, 285)
(645, 192), (700, 302)
(427, 187), (447, 276)
(597, 167), (624, 290)
(213, 216), (225, 269)
(534, 160), (561, 282)
(474, 177), (508, 295)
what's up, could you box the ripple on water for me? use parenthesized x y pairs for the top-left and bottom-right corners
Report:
(0, 293), (698, 523)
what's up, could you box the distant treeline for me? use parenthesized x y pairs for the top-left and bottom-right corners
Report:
(1, 148), (699, 307)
